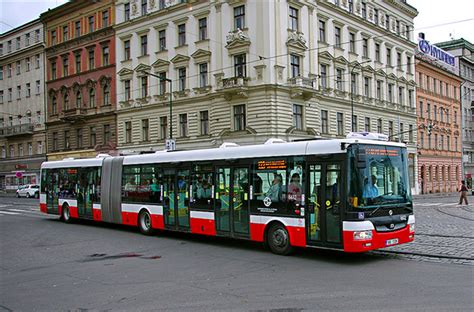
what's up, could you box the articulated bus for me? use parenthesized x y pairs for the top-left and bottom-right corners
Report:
(40, 133), (415, 255)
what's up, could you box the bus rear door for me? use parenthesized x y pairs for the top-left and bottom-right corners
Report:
(46, 169), (60, 214)
(162, 168), (191, 231)
(306, 159), (344, 248)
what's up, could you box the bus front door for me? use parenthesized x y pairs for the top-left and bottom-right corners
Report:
(77, 168), (95, 219)
(306, 162), (343, 247)
(46, 169), (59, 214)
(215, 167), (250, 237)
(163, 168), (190, 230)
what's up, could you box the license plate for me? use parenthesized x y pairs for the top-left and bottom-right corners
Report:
(386, 238), (399, 246)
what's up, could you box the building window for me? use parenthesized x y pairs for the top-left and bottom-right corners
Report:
(320, 64), (327, 89)
(64, 131), (70, 149)
(16, 61), (21, 75)
(199, 18), (207, 40)
(35, 29), (40, 42)
(178, 67), (186, 91)
(8, 88), (12, 102)
(7, 64), (12, 77)
(124, 3), (130, 21)
(160, 116), (167, 139)
(200, 111), (209, 135)
(89, 88), (95, 108)
(102, 10), (109, 27)
(28, 143), (32, 156)
(159, 72), (166, 95)
(348, 0), (354, 13)
(26, 34), (31, 46)
(141, 76), (148, 98)
(365, 117), (371, 132)
(234, 54), (246, 77)
(293, 104), (303, 130)
(419, 101), (424, 118)
(374, 9), (379, 24)
(199, 63), (208, 87)
(398, 86), (404, 105)
(233, 105), (246, 131)
(408, 90), (414, 107)
(179, 113), (188, 137)
(75, 53), (81, 73)
(63, 93), (69, 110)
(19, 144), (24, 157)
(349, 32), (355, 53)
(52, 96), (57, 114)
(289, 6), (298, 31)
(74, 21), (81, 39)
(388, 83), (393, 102)
(334, 26), (341, 48)
(17, 86), (21, 100)
(125, 121), (132, 143)
(397, 52), (402, 69)
(351, 73), (357, 94)
(159, 0), (166, 10)
(407, 56), (412, 73)
(159, 30), (166, 51)
(77, 129), (83, 148)
(234, 5), (245, 30)
(319, 20), (326, 42)
(26, 83), (31, 97)
(142, 119), (149, 141)
(178, 24), (186, 46)
(124, 40), (130, 60)
(63, 25), (69, 41)
(52, 132), (58, 151)
(51, 30), (56, 44)
(337, 112), (344, 135)
(88, 49), (95, 69)
(420, 132), (424, 148)
(63, 56), (68, 76)
(362, 38), (368, 57)
(352, 115), (358, 131)
(102, 46), (109, 66)
(386, 48), (391, 66)
(361, 2), (367, 18)
(26, 57), (31, 71)
(388, 121), (394, 138)
(124, 80), (131, 100)
(336, 69), (344, 91)
(76, 91), (82, 107)
(36, 54), (40, 68)
(104, 124), (110, 143)
(141, 35), (148, 55)
(89, 16), (95, 33)
(377, 118), (382, 133)
(90, 127), (96, 147)
(103, 83), (110, 105)
(0, 91), (3, 104)
(290, 54), (300, 78)
(364, 77), (370, 97)
(321, 110), (328, 134)
(375, 43), (380, 62)
(409, 125), (414, 142)
(141, 0), (147, 15)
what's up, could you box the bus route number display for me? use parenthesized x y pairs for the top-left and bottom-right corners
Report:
(365, 148), (399, 157)
(257, 160), (287, 170)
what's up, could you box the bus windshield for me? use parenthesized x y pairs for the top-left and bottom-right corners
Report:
(348, 144), (412, 211)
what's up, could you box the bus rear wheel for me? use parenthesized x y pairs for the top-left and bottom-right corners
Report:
(138, 210), (155, 235)
(267, 223), (293, 255)
(61, 204), (71, 223)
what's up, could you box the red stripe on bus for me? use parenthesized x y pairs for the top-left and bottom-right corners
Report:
(287, 226), (306, 247)
(122, 211), (139, 226)
(343, 226), (414, 253)
(250, 223), (265, 242)
(40, 203), (47, 213)
(190, 217), (216, 236)
(93, 209), (102, 221)
(69, 206), (78, 218)
(151, 214), (164, 230)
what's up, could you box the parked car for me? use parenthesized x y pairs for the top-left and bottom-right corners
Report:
(16, 184), (39, 198)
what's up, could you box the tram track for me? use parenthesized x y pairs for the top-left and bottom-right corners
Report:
(434, 207), (474, 221)
(373, 249), (474, 261)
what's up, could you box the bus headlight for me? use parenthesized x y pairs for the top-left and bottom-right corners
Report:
(353, 230), (372, 240)
(409, 223), (415, 233)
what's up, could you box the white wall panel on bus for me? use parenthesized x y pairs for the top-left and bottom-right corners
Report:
(41, 158), (103, 169)
(190, 210), (214, 220)
(250, 215), (305, 228)
(342, 221), (375, 231)
(121, 203), (163, 216)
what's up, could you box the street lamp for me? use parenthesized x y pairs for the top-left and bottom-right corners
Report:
(136, 70), (174, 149)
(350, 60), (371, 132)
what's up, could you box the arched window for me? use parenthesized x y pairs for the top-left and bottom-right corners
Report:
(64, 93), (69, 110)
(103, 83), (110, 105)
(89, 88), (95, 108)
(76, 91), (82, 108)
(52, 96), (57, 114)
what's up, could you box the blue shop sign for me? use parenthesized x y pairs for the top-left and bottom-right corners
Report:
(418, 39), (455, 67)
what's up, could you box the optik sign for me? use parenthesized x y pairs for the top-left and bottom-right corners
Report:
(417, 37), (457, 73)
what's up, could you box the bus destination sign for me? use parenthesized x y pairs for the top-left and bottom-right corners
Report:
(257, 160), (287, 170)
(365, 148), (399, 157)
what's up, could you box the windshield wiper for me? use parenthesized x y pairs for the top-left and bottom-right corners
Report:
(368, 205), (382, 216)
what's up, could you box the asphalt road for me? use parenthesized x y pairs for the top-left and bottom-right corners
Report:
(0, 196), (472, 311)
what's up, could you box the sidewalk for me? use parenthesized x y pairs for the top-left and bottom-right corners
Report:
(412, 192), (460, 200)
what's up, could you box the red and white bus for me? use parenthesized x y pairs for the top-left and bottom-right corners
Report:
(40, 134), (415, 255)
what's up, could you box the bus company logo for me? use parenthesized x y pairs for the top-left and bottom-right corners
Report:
(389, 223), (395, 229)
(263, 197), (272, 207)
(388, 209), (393, 216)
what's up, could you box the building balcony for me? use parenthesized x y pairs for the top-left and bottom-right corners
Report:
(287, 77), (316, 100)
(0, 123), (34, 138)
(59, 108), (88, 122)
(217, 76), (249, 101)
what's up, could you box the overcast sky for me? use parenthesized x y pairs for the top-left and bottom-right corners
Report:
(1, 0), (473, 44)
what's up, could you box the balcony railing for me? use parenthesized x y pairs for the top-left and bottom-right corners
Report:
(287, 77), (315, 88)
(0, 123), (34, 137)
(221, 76), (249, 89)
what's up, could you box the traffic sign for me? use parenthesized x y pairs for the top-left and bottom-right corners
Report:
(165, 139), (176, 151)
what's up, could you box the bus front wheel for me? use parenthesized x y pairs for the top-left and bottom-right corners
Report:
(138, 210), (155, 236)
(267, 223), (293, 255)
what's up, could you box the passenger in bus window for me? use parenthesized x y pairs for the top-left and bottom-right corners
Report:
(265, 173), (282, 202)
(150, 178), (160, 202)
(178, 175), (186, 192)
(363, 175), (378, 202)
(124, 176), (137, 191)
(288, 173), (302, 202)
(197, 179), (212, 199)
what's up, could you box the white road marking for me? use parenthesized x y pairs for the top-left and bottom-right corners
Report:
(0, 211), (20, 215)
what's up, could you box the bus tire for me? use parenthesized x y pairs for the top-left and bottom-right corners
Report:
(267, 223), (293, 255)
(61, 204), (71, 223)
(138, 210), (155, 236)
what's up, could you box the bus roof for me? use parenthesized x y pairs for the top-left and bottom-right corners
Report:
(40, 139), (406, 169)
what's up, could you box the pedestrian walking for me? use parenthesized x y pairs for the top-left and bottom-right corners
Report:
(458, 180), (469, 205)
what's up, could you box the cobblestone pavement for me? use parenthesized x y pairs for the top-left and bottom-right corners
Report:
(373, 195), (473, 266)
